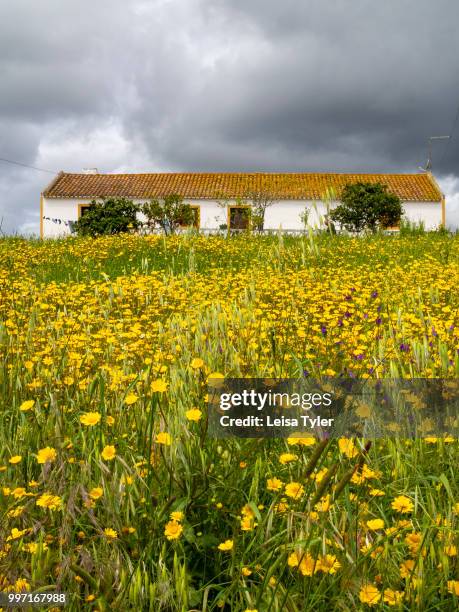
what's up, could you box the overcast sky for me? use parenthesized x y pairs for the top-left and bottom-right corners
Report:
(1, 0), (459, 234)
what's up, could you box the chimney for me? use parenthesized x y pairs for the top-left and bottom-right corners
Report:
(82, 168), (99, 174)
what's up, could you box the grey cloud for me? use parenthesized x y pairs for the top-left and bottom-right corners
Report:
(0, 0), (459, 234)
(0, 0), (135, 122)
(126, 0), (459, 177)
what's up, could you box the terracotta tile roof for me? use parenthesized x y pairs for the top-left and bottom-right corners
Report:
(43, 172), (442, 202)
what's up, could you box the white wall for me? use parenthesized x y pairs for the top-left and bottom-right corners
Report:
(402, 201), (443, 229)
(42, 197), (156, 238)
(42, 197), (325, 236)
(42, 197), (443, 237)
(264, 200), (329, 229)
(42, 197), (85, 238)
(187, 199), (332, 230)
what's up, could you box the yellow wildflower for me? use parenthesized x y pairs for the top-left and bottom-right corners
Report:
(391, 495), (414, 514)
(338, 438), (359, 458)
(399, 559), (415, 579)
(89, 487), (104, 500)
(36, 493), (63, 510)
(190, 358), (204, 369)
(101, 445), (116, 461)
(447, 580), (459, 596)
(151, 379), (168, 393)
(288, 552), (299, 567)
(284, 482), (304, 499)
(80, 411), (101, 426)
(164, 520), (183, 540)
(19, 400), (35, 412)
(37, 447), (57, 464)
(218, 539), (234, 551)
(316, 554), (341, 574)
(279, 453), (297, 465)
(7, 527), (30, 541)
(155, 432), (172, 445)
(266, 477), (283, 492)
(185, 408), (202, 421)
(299, 553), (316, 576)
(383, 589), (404, 605)
(359, 584), (381, 606)
(366, 519), (385, 530)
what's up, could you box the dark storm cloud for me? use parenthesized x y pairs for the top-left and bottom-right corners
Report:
(139, 0), (459, 174)
(1, 0), (459, 233)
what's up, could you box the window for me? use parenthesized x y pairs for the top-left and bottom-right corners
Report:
(228, 206), (251, 230)
(177, 205), (200, 229)
(78, 203), (93, 218)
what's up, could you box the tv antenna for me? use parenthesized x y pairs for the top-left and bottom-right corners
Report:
(423, 136), (450, 171)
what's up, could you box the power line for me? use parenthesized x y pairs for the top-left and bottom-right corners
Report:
(0, 157), (57, 174)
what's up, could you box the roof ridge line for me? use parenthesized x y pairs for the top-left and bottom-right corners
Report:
(58, 171), (429, 177)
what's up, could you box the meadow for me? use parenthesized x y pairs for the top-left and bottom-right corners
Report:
(0, 231), (459, 611)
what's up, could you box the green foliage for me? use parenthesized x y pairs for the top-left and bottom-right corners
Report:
(399, 218), (426, 236)
(319, 213), (337, 235)
(73, 198), (141, 236)
(330, 182), (403, 233)
(300, 206), (310, 229)
(250, 209), (263, 231)
(244, 190), (275, 231)
(142, 194), (195, 235)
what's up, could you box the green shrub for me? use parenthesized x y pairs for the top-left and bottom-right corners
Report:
(330, 182), (403, 233)
(142, 195), (195, 235)
(73, 198), (141, 236)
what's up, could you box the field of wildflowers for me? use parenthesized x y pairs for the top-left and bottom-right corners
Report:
(0, 231), (459, 611)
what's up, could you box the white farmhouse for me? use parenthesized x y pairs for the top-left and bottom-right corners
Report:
(40, 170), (445, 238)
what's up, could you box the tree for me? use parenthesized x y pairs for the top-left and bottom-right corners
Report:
(299, 206), (310, 230)
(142, 195), (195, 235)
(243, 188), (275, 231)
(73, 198), (141, 236)
(329, 182), (403, 233)
(214, 188), (275, 232)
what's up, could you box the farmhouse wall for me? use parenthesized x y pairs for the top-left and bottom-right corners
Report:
(41, 197), (443, 237)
